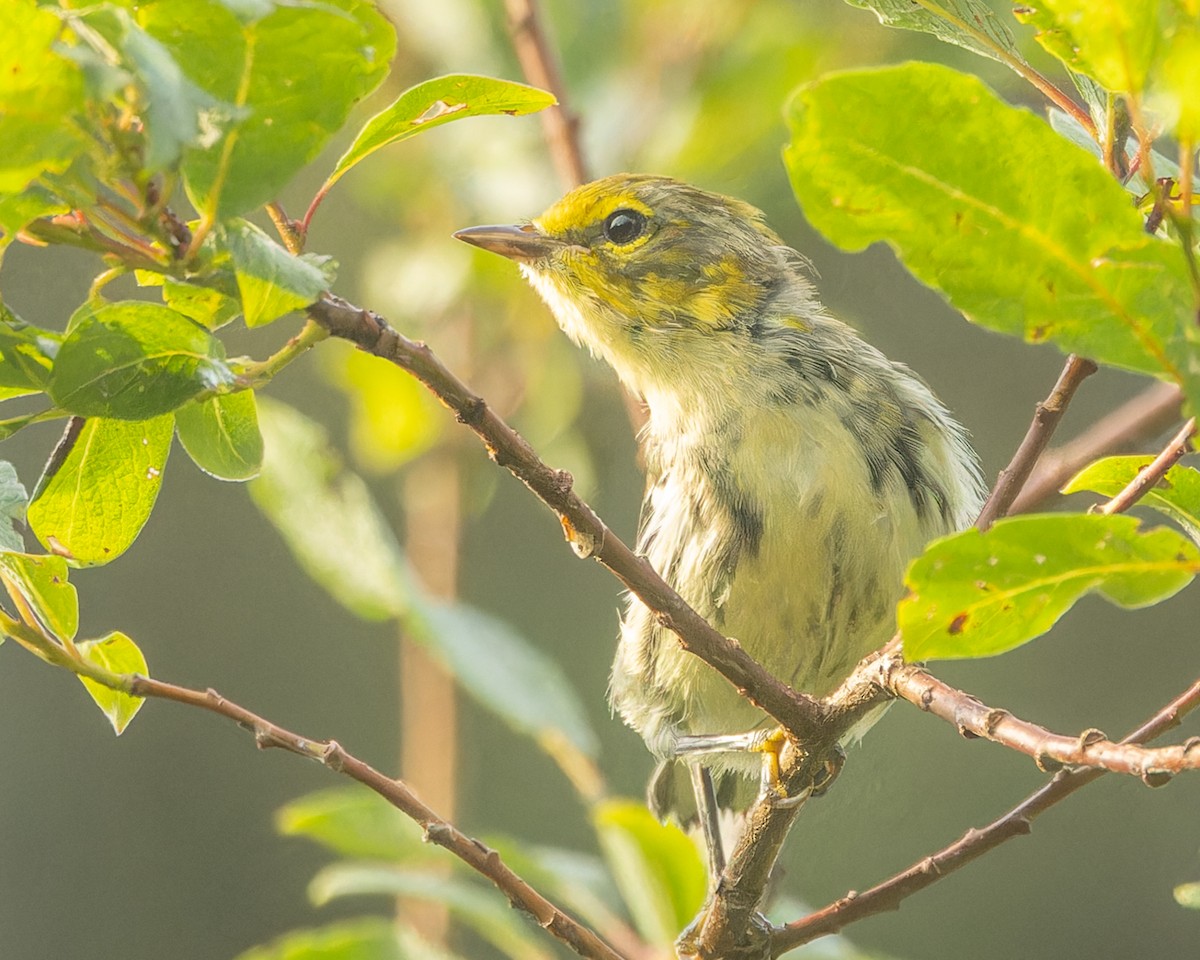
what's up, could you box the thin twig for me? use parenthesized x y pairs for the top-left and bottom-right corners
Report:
(772, 675), (1200, 955)
(1010, 382), (1184, 514)
(122, 675), (626, 960)
(504, 0), (589, 189)
(976, 355), (1098, 530)
(1096, 417), (1196, 515)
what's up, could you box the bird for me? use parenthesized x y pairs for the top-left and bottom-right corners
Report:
(456, 173), (984, 872)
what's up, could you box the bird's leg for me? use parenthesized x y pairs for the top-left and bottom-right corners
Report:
(689, 763), (726, 882)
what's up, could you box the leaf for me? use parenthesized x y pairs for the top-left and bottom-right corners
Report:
(175, 391), (263, 481)
(784, 64), (1200, 407)
(309, 865), (553, 960)
(0, 551), (77, 641)
(139, 0), (395, 218)
(28, 415), (174, 566)
(76, 631), (148, 734)
(0, 306), (60, 391)
(842, 0), (1023, 64)
(276, 786), (429, 862)
(161, 279), (242, 330)
(248, 399), (412, 620)
(1176, 881), (1200, 909)
(592, 799), (706, 948)
(233, 918), (409, 960)
(49, 301), (234, 419)
(1063, 457), (1200, 543)
(900, 513), (1199, 660)
(322, 75), (555, 192)
(226, 221), (335, 327)
(0, 462), (28, 552)
(0, 0), (88, 198)
(414, 601), (599, 760)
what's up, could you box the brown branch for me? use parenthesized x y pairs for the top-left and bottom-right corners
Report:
(307, 294), (830, 744)
(504, 0), (589, 190)
(123, 675), (626, 960)
(1010, 382), (1184, 514)
(976, 355), (1097, 530)
(772, 675), (1200, 955)
(1096, 416), (1196, 516)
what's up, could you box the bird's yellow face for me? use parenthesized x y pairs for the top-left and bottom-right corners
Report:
(456, 174), (799, 394)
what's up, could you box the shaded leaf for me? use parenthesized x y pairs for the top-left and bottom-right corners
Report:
(785, 64), (1199, 407)
(0, 462), (28, 552)
(249, 399), (411, 620)
(176, 391), (263, 481)
(76, 631), (148, 734)
(415, 601), (599, 760)
(49, 301), (234, 419)
(310, 865), (553, 960)
(323, 75), (555, 192)
(0, 306), (59, 391)
(276, 786), (429, 863)
(227, 220), (335, 327)
(28, 415), (174, 566)
(0, 551), (77, 641)
(592, 799), (706, 948)
(900, 513), (1199, 660)
(843, 0), (1022, 64)
(139, 0), (395, 218)
(233, 918), (410, 960)
(1063, 457), (1200, 543)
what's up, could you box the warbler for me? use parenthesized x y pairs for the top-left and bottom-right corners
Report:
(456, 174), (984, 859)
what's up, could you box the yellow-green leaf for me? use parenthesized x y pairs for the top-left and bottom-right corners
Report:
(76, 631), (148, 734)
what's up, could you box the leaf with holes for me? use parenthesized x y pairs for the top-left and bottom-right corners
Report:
(901, 513), (1199, 660)
(0, 551), (77, 641)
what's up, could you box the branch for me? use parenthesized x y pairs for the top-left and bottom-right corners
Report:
(976, 355), (1097, 530)
(772, 674), (1200, 954)
(307, 294), (831, 745)
(122, 675), (626, 960)
(1010, 382), (1184, 514)
(1095, 416), (1196, 516)
(504, 0), (589, 190)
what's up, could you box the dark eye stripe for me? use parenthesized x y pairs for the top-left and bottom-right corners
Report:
(603, 209), (646, 244)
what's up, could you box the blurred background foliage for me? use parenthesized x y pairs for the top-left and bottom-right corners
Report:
(1, 0), (1198, 959)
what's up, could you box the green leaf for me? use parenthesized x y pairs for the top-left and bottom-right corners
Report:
(1176, 881), (1200, 909)
(412, 601), (599, 761)
(592, 799), (706, 948)
(309, 865), (553, 960)
(76, 631), (148, 734)
(842, 0), (1023, 64)
(164, 279), (243, 330)
(249, 399), (412, 620)
(175, 391), (263, 481)
(322, 75), (555, 193)
(0, 551), (77, 641)
(0, 0), (88, 199)
(49, 301), (234, 419)
(139, 0), (395, 219)
(28, 415), (174, 566)
(784, 64), (1199, 406)
(900, 513), (1199, 660)
(0, 463), (28, 552)
(226, 221), (335, 327)
(1063, 457), (1200, 543)
(0, 307), (60, 391)
(276, 786), (429, 862)
(233, 918), (409, 960)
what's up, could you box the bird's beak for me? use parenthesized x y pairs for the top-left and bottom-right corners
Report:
(453, 223), (564, 263)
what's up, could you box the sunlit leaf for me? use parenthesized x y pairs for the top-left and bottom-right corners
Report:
(226, 220), (335, 327)
(139, 0), (395, 218)
(49, 301), (234, 419)
(322, 75), (555, 193)
(0, 551), (77, 641)
(76, 631), (148, 734)
(276, 786), (429, 862)
(0, 306), (59, 392)
(785, 64), (1200, 407)
(1063, 457), (1200, 543)
(28, 415), (174, 566)
(592, 799), (706, 948)
(414, 601), (599, 760)
(249, 399), (412, 620)
(176, 391), (263, 481)
(233, 918), (410, 960)
(900, 513), (1199, 660)
(0, 462), (28, 552)
(843, 0), (1022, 64)
(1176, 881), (1200, 909)
(310, 865), (553, 960)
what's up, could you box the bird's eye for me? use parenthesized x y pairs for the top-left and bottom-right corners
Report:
(603, 209), (646, 245)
